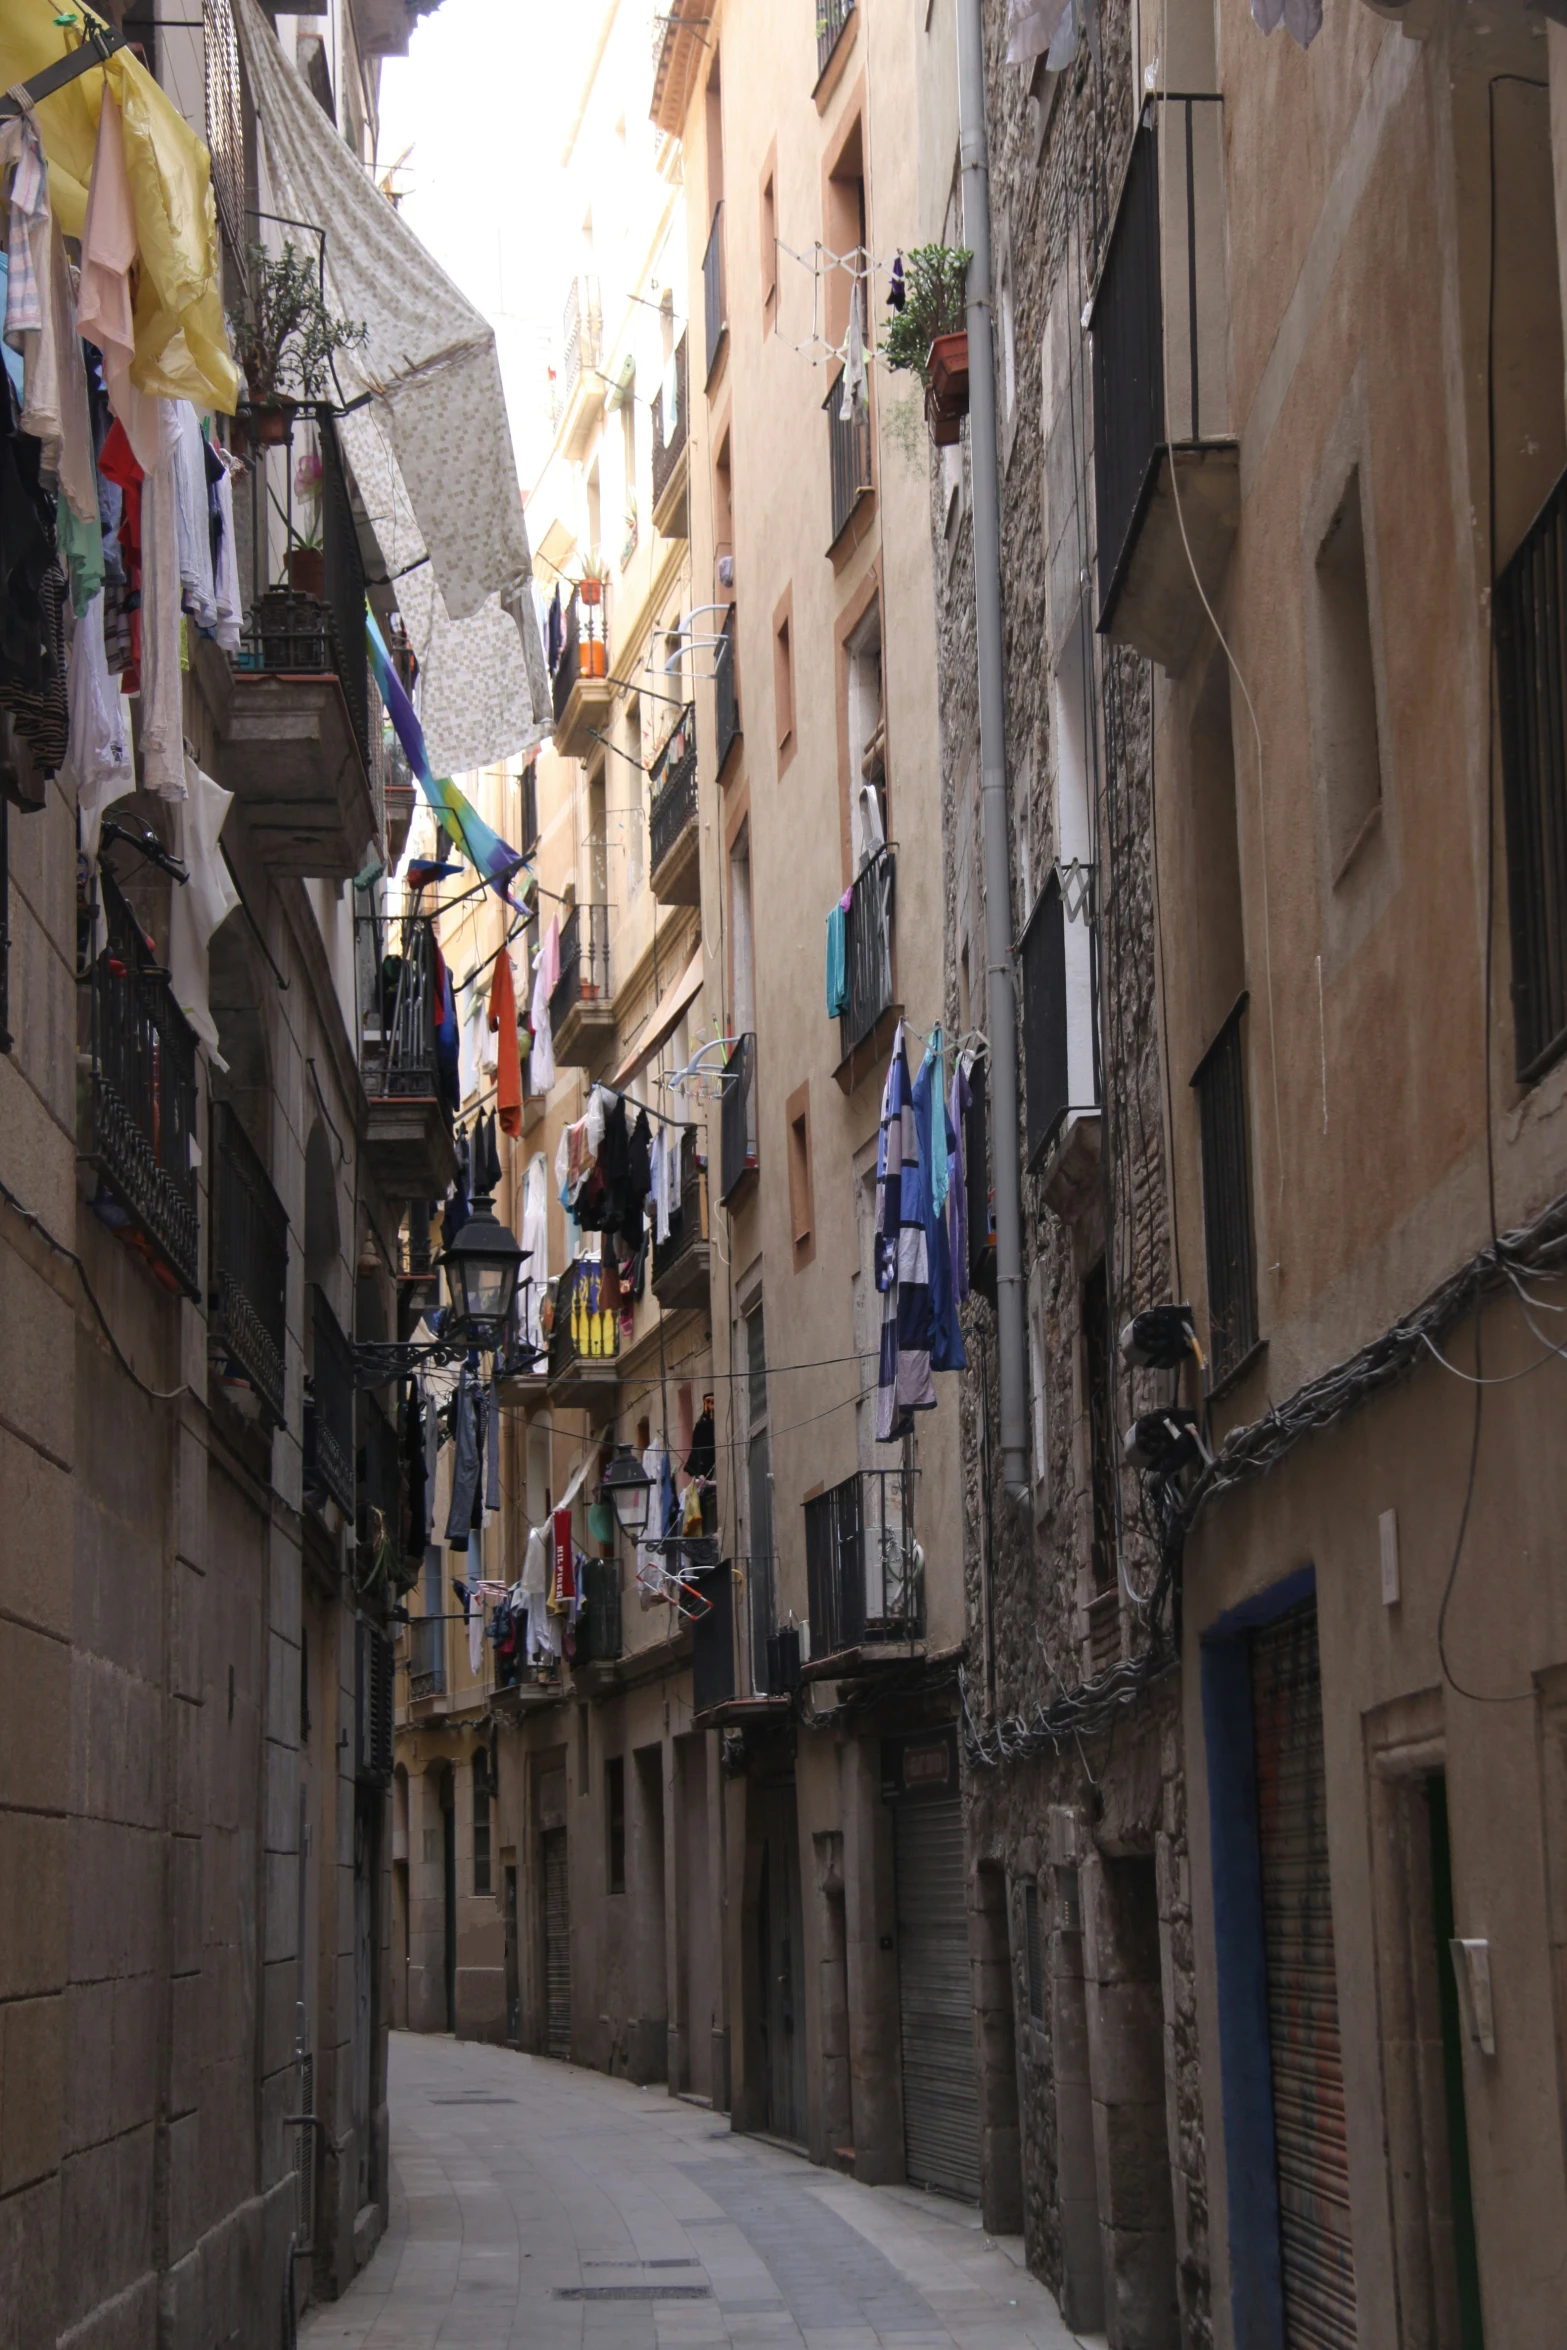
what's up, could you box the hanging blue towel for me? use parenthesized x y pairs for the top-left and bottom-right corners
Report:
(826, 904), (849, 1018)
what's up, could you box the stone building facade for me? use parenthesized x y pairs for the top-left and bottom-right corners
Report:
(920, 0), (1206, 2343)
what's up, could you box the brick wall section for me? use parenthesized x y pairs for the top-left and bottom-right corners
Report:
(930, 2), (1209, 2341)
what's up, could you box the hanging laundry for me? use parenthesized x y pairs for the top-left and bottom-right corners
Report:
(489, 937), (523, 1136)
(875, 1021), (936, 1441)
(519, 1152), (549, 1354)
(530, 915), (558, 1093)
(826, 903), (848, 1018)
(166, 753), (240, 1057)
(171, 402), (216, 631)
(445, 1366), (485, 1548)
(0, 109), (99, 546)
(545, 583), (563, 674)
(138, 401), (187, 800)
(888, 254), (906, 314)
(550, 1505), (577, 1613)
(686, 1395), (716, 1485)
(840, 276), (867, 420)
(432, 936), (461, 1116)
(212, 456), (242, 655)
(63, 588), (132, 850)
(912, 1036), (966, 1376)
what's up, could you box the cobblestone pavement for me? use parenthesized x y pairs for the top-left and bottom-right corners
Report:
(302, 2032), (1091, 2350)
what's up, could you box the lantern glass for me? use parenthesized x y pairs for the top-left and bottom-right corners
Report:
(603, 1446), (653, 1536)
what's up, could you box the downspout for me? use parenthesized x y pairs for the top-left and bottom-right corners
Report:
(957, 0), (1029, 1499)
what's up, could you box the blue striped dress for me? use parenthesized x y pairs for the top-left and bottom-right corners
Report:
(875, 1022), (937, 1441)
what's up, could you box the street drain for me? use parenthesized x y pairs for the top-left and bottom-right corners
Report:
(555, 2286), (711, 2303)
(584, 2260), (701, 2270)
(429, 2094), (518, 2104)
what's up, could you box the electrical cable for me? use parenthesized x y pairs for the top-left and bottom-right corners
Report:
(0, 1173), (189, 1405)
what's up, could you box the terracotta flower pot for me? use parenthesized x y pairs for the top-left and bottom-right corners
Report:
(287, 545), (325, 597)
(925, 388), (962, 447)
(927, 330), (970, 410)
(580, 577), (604, 606)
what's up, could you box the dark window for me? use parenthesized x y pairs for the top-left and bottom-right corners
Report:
(1497, 467), (1567, 1079)
(965, 1056), (996, 1301)
(1314, 470), (1383, 879)
(1020, 871), (1068, 1166)
(299, 1626), (310, 1746)
(1023, 1880), (1044, 2022)
(472, 1751), (492, 1897)
(605, 1755), (626, 1892)
(1192, 997), (1258, 1382)
(1083, 1261), (1120, 1672)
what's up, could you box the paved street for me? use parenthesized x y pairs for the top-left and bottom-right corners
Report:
(302, 2035), (1087, 2350)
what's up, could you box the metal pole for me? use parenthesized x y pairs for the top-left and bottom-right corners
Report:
(957, 0), (1029, 1498)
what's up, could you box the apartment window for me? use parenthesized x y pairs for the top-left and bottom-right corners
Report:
(605, 1755), (626, 1892)
(729, 821), (755, 1035)
(1193, 997), (1258, 1383)
(787, 1081), (815, 1270)
(845, 603), (886, 867)
(472, 1750), (492, 1897)
(774, 597), (795, 770)
(714, 431), (734, 580)
(823, 117), (866, 348)
(1314, 468), (1383, 880)
(1023, 1880), (1044, 2022)
(761, 162), (777, 329)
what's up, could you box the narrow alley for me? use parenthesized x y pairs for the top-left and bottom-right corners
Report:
(301, 2036), (1083, 2350)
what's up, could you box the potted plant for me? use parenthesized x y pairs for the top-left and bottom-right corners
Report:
(880, 243), (972, 445)
(287, 445), (325, 596)
(578, 552), (609, 607)
(227, 241), (369, 452)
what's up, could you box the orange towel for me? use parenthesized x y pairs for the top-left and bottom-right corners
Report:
(489, 946), (523, 1137)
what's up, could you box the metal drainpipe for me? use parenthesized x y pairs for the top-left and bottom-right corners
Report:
(957, 0), (1029, 1499)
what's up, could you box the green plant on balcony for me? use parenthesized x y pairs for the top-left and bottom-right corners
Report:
(228, 241), (368, 440)
(879, 244), (972, 385)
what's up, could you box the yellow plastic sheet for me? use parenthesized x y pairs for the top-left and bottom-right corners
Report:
(0, 1), (238, 411)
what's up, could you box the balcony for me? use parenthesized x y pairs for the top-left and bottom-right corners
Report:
(651, 0), (705, 137)
(649, 705), (700, 904)
(714, 604), (741, 775)
(559, 272), (603, 422)
(651, 332), (689, 537)
(803, 1465), (923, 1673)
(549, 900), (615, 1072)
(304, 1284), (355, 1516)
(836, 845), (897, 1086)
(551, 587), (615, 761)
(1020, 866), (1098, 1172)
(825, 364), (873, 549)
(221, 407), (377, 879)
(547, 1255), (621, 1404)
(719, 1032), (758, 1206)
(357, 913), (457, 1198)
(210, 1100), (288, 1426)
(1090, 96), (1235, 675)
(1497, 463), (1567, 1079)
(652, 1130), (710, 1312)
(816, 0), (855, 85)
(80, 869), (200, 1298)
(703, 203), (727, 388)
(407, 1612), (448, 1704)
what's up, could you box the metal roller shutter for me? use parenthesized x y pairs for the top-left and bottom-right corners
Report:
(1251, 1603), (1357, 2347)
(543, 1827), (571, 2060)
(894, 1797), (981, 2201)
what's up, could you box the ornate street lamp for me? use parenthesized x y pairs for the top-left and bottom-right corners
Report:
(440, 1190), (526, 1348)
(601, 1444), (654, 1538)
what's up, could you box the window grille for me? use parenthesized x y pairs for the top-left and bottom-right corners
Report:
(1496, 462), (1567, 1079)
(203, 0), (245, 262)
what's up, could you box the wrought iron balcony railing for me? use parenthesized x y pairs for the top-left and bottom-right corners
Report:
(237, 407), (371, 769)
(804, 1464), (922, 1660)
(551, 586), (609, 727)
(210, 1099), (288, 1424)
(651, 331), (689, 515)
(652, 1128), (709, 1306)
(549, 900), (611, 1035)
(839, 845), (895, 1062)
(358, 912), (444, 1104)
(825, 364), (873, 546)
(649, 705), (698, 873)
(560, 272), (602, 413)
(305, 1284), (355, 1515)
(548, 1256), (621, 1380)
(719, 1032), (758, 1204)
(714, 604), (740, 772)
(83, 868), (200, 1297)
(703, 203), (727, 385)
(816, 0), (854, 80)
